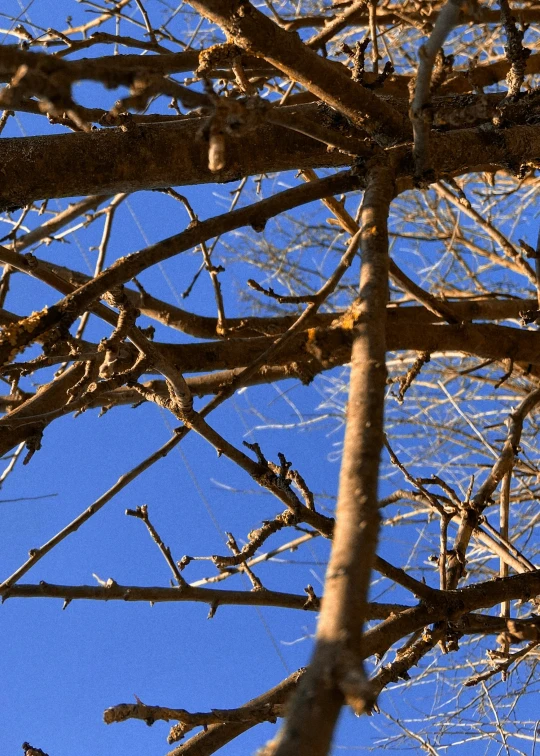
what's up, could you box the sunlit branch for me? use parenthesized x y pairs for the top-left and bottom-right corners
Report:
(272, 162), (395, 756)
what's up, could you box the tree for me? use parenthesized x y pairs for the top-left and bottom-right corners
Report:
(2, 0), (540, 753)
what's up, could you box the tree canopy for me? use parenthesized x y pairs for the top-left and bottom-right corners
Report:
(3, 0), (540, 754)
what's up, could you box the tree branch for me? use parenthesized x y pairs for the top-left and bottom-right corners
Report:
(186, 0), (409, 146)
(272, 161), (395, 756)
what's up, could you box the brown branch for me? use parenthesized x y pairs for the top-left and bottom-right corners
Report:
(3, 40), (531, 100)
(211, 510), (299, 569)
(0, 107), (364, 212)
(104, 698), (286, 736)
(186, 0), (410, 146)
(409, 0), (462, 183)
(209, 515), (434, 600)
(0, 364), (315, 416)
(154, 321), (540, 376)
(396, 351), (431, 403)
(371, 624), (444, 696)
(192, 533), (320, 587)
(130, 294), (534, 339)
(8, 39), (523, 99)
(374, 556), (439, 601)
(465, 640), (540, 687)
(0, 46), (211, 111)
(441, 51), (540, 95)
(0, 169), (363, 366)
(0, 581), (334, 613)
(158, 569), (540, 755)
(165, 670), (305, 756)
(266, 105), (370, 156)
(446, 386), (540, 589)
(283, 5), (540, 33)
(6, 311), (540, 457)
(361, 570), (540, 667)
(457, 613), (540, 641)
(5, 315), (540, 459)
(272, 161), (395, 756)
(125, 505), (187, 587)
(4, 244), (533, 343)
(307, 1), (367, 50)
(167, 408), (335, 537)
(13, 195), (111, 251)
(223, 531), (264, 590)
(3, 115), (540, 211)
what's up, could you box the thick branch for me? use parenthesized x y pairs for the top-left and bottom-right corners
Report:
(2, 117), (540, 211)
(273, 162), (395, 756)
(161, 569), (540, 755)
(138, 322), (540, 378)
(410, 0), (462, 180)
(4, 318), (540, 459)
(0, 108), (365, 211)
(186, 0), (409, 146)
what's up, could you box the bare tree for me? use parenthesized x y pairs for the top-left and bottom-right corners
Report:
(3, 0), (540, 754)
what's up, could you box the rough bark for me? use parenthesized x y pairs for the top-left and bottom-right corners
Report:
(2, 117), (540, 210)
(0, 108), (359, 211)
